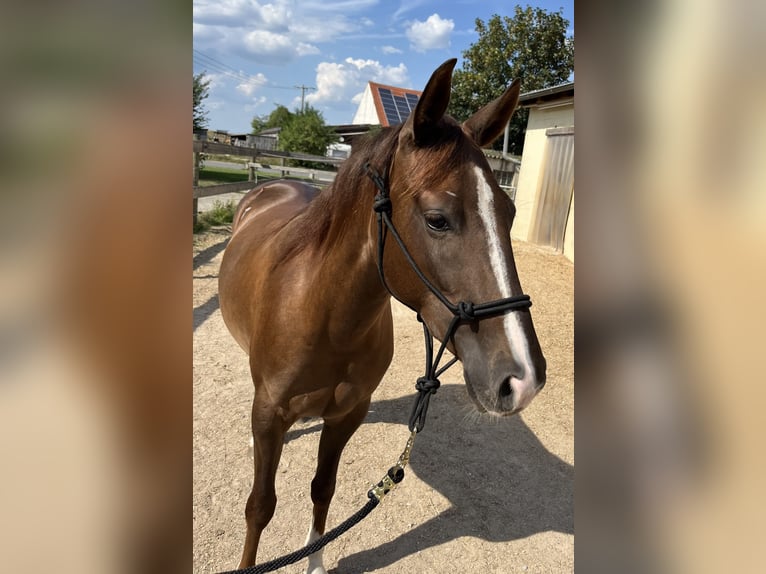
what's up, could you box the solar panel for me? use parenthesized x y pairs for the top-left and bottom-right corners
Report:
(374, 85), (421, 126)
(393, 95), (411, 121)
(377, 88), (401, 124)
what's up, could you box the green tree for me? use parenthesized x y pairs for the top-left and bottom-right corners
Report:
(193, 72), (211, 131)
(448, 7), (574, 154)
(250, 114), (267, 134)
(266, 105), (293, 129)
(277, 105), (337, 164)
(251, 105), (294, 134)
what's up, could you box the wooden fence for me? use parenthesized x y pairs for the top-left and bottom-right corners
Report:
(193, 140), (343, 222)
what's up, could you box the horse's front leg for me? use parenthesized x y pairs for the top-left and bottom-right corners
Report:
(305, 398), (371, 574)
(238, 400), (290, 569)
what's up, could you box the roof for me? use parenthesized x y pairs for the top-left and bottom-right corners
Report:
(483, 149), (521, 163)
(255, 127), (281, 136)
(362, 81), (422, 127)
(518, 82), (574, 108)
(330, 124), (376, 144)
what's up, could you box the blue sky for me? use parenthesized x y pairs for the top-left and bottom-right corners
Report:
(193, 1), (574, 132)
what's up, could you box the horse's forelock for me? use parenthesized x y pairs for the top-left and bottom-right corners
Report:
(396, 122), (479, 199)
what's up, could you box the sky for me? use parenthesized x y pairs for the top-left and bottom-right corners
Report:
(193, 1), (574, 132)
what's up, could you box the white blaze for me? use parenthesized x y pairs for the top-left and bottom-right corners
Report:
(473, 166), (536, 407)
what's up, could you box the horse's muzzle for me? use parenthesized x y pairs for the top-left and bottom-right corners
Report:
(464, 355), (547, 415)
(495, 368), (547, 414)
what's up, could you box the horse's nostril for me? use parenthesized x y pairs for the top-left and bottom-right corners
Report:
(499, 378), (513, 398)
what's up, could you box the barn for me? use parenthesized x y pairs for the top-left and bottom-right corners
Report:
(513, 82), (575, 262)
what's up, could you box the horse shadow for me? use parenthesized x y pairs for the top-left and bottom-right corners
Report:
(288, 384), (573, 572)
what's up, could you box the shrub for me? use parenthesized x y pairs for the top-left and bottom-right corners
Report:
(193, 199), (237, 233)
(200, 199), (236, 226)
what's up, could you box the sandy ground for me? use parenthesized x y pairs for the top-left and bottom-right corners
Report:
(193, 228), (573, 574)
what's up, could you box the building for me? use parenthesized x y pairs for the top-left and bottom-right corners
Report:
(513, 82), (574, 261)
(484, 150), (521, 202)
(352, 82), (422, 126)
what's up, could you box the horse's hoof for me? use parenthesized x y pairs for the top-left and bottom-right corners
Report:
(305, 566), (327, 574)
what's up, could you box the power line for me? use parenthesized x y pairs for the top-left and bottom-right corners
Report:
(193, 49), (298, 91)
(193, 51), (261, 85)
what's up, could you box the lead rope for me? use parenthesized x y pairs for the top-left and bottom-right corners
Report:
(217, 432), (417, 574)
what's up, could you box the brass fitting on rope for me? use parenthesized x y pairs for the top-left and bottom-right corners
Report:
(368, 430), (417, 502)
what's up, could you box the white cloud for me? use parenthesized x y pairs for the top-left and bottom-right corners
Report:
(260, 2), (291, 28)
(193, 0), (291, 28)
(296, 43), (321, 56)
(406, 13), (454, 52)
(243, 30), (298, 63)
(392, 0), (432, 22)
(244, 96), (268, 113)
(236, 73), (268, 97)
(381, 45), (403, 55)
(288, 17), (358, 43)
(306, 58), (410, 109)
(193, 22), (224, 43)
(195, 0), (364, 65)
(198, 72), (227, 91)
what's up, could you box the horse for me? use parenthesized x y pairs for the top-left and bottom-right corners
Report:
(218, 58), (547, 573)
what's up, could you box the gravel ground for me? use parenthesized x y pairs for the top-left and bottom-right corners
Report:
(193, 229), (573, 574)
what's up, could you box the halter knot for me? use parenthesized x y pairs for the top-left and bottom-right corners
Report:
(415, 376), (440, 394)
(457, 301), (476, 321)
(372, 195), (392, 214)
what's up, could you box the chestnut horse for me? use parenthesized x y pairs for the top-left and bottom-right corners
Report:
(218, 59), (546, 573)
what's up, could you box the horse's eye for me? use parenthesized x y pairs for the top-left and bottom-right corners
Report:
(424, 213), (450, 232)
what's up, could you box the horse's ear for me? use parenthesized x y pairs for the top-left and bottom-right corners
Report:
(462, 79), (521, 148)
(405, 58), (457, 146)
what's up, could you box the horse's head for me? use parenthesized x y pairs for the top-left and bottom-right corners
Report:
(381, 59), (546, 416)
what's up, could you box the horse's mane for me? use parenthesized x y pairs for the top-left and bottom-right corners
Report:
(279, 117), (475, 261)
(278, 125), (403, 260)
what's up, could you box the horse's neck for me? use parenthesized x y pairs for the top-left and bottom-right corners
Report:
(305, 175), (389, 314)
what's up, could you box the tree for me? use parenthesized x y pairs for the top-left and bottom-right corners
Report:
(250, 115), (267, 134)
(193, 72), (211, 131)
(251, 105), (293, 134)
(265, 105), (293, 130)
(276, 106), (337, 164)
(448, 7), (574, 154)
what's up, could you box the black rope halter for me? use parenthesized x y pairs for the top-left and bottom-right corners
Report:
(364, 163), (533, 432)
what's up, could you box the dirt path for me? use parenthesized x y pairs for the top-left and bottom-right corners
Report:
(193, 229), (573, 573)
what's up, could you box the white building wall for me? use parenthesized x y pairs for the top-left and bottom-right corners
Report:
(352, 84), (380, 125)
(513, 103), (574, 254)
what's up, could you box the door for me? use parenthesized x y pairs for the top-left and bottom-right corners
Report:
(529, 127), (574, 251)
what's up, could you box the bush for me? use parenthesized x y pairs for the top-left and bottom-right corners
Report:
(201, 199), (237, 226)
(193, 219), (209, 234)
(193, 199), (237, 233)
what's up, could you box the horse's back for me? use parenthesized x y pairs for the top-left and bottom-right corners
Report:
(220, 180), (320, 351)
(231, 180), (320, 236)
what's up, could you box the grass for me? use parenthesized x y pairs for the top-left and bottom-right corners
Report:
(197, 165), (283, 187)
(198, 166), (248, 187)
(193, 199), (237, 234)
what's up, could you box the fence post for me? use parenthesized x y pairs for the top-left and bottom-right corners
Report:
(248, 159), (256, 184)
(193, 151), (201, 226)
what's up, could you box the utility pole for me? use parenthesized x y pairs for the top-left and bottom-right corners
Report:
(294, 84), (316, 113)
